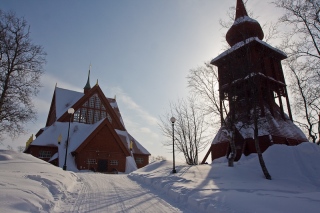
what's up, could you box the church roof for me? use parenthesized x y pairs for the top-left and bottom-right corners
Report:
(226, 0), (264, 47)
(116, 129), (151, 155)
(55, 87), (84, 119)
(211, 37), (287, 65)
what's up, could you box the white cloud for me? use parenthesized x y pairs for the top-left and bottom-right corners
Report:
(109, 86), (159, 126)
(41, 73), (83, 93)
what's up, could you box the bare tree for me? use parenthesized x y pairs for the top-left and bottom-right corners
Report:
(187, 63), (227, 126)
(273, 0), (320, 143)
(187, 63), (237, 166)
(159, 98), (211, 165)
(6, 144), (13, 151)
(17, 145), (25, 153)
(0, 10), (46, 139)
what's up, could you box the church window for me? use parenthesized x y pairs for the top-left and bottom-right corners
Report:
(87, 159), (96, 165)
(39, 150), (52, 158)
(135, 158), (143, 164)
(95, 96), (101, 109)
(88, 109), (94, 124)
(80, 108), (87, 123)
(94, 110), (100, 123)
(74, 94), (111, 124)
(110, 160), (118, 165)
(89, 96), (95, 108)
(73, 109), (80, 122)
(101, 111), (106, 119)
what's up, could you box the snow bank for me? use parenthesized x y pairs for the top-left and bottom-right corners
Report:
(129, 143), (320, 213)
(125, 156), (138, 173)
(0, 150), (80, 212)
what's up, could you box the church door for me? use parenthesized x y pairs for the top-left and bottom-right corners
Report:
(97, 159), (108, 173)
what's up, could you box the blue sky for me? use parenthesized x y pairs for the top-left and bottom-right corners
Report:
(1, 0), (283, 161)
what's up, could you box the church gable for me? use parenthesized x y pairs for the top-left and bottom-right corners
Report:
(58, 85), (125, 130)
(74, 118), (130, 156)
(73, 93), (112, 124)
(30, 69), (150, 172)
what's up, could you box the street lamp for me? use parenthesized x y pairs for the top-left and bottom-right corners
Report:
(63, 108), (75, 171)
(170, 117), (176, 174)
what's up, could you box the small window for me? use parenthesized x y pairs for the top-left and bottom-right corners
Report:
(101, 111), (106, 119)
(87, 159), (96, 165)
(110, 160), (118, 165)
(135, 158), (143, 164)
(94, 110), (100, 123)
(39, 150), (52, 158)
(73, 110), (80, 122)
(88, 109), (94, 124)
(80, 108), (87, 123)
(95, 96), (101, 109)
(89, 96), (95, 108)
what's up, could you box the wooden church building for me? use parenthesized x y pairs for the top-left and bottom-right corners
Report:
(25, 70), (150, 173)
(202, 0), (308, 163)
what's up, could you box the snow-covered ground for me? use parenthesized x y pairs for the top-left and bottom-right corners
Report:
(0, 150), (185, 213)
(1, 143), (320, 213)
(130, 143), (320, 213)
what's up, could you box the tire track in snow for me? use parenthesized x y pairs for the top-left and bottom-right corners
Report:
(63, 173), (183, 213)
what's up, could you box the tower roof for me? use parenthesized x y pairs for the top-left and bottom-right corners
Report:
(84, 68), (91, 93)
(226, 0), (264, 47)
(235, 0), (248, 19)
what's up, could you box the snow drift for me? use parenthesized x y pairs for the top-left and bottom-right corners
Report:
(129, 143), (320, 213)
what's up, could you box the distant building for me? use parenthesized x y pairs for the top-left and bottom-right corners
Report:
(25, 70), (150, 173)
(202, 0), (308, 163)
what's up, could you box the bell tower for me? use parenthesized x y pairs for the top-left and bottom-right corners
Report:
(202, 0), (307, 163)
(213, 0), (292, 122)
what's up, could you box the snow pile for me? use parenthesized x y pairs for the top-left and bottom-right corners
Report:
(0, 150), (80, 212)
(129, 143), (320, 213)
(125, 156), (138, 173)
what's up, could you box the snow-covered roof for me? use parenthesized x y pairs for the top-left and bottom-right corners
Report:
(115, 129), (150, 155)
(108, 98), (126, 128)
(211, 37), (287, 64)
(55, 87), (84, 119)
(31, 120), (104, 170)
(212, 106), (307, 145)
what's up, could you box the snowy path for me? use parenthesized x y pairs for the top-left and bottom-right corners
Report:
(61, 173), (185, 213)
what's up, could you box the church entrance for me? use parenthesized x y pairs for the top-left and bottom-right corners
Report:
(97, 159), (108, 173)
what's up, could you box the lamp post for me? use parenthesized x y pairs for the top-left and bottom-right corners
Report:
(170, 117), (176, 174)
(63, 108), (75, 171)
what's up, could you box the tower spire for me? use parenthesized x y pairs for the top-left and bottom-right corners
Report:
(84, 65), (91, 94)
(235, 0), (248, 19)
